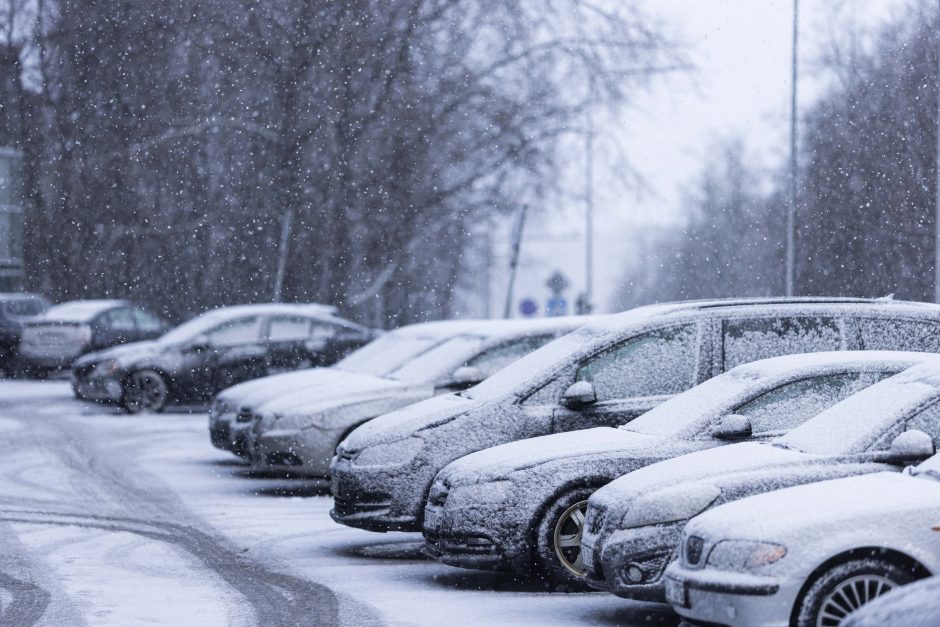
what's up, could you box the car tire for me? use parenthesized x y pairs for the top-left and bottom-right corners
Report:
(121, 369), (169, 414)
(795, 555), (921, 627)
(534, 487), (596, 591)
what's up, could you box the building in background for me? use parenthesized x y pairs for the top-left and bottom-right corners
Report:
(0, 146), (24, 291)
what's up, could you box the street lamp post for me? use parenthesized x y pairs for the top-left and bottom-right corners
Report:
(786, 0), (799, 297)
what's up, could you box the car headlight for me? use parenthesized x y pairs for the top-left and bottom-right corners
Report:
(93, 360), (121, 377)
(706, 540), (787, 572)
(445, 481), (512, 509)
(620, 484), (721, 529)
(353, 437), (424, 466)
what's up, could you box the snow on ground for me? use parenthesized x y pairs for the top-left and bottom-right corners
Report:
(0, 380), (676, 626)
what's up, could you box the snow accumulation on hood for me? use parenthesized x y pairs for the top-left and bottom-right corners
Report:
(844, 575), (940, 627)
(593, 442), (803, 506)
(37, 299), (125, 323)
(778, 361), (940, 455)
(689, 471), (940, 541)
(215, 367), (346, 408)
(438, 427), (660, 483)
(341, 392), (475, 449)
(620, 350), (932, 440)
(254, 371), (413, 417)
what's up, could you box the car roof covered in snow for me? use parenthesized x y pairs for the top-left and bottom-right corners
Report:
(37, 299), (129, 322)
(387, 315), (607, 339)
(778, 360), (940, 455)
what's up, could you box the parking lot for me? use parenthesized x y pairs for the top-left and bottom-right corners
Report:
(0, 380), (677, 626)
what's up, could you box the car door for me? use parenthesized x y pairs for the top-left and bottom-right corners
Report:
(93, 307), (137, 349)
(265, 315), (315, 373)
(203, 315), (267, 391)
(552, 323), (701, 432)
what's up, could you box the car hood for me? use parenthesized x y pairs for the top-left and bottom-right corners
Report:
(73, 340), (160, 367)
(690, 471), (940, 542)
(341, 393), (480, 450)
(437, 427), (669, 487)
(259, 373), (435, 430)
(215, 368), (343, 409)
(590, 442), (807, 512)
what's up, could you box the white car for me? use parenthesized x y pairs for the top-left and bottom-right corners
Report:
(663, 450), (940, 627)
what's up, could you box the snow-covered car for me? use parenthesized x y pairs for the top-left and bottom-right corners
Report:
(247, 316), (593, 477)
(207, 320), (477, 457)
(663, 449), (940, 627)
(423, 351), (934, 588)
(72, 303), (374, 412)
(19, 299), (169, 374)
(582, 358), (940, 603)
(331, 297), (940, 533)
(0, 292), (49, 376)
(843, 575), (940, 627)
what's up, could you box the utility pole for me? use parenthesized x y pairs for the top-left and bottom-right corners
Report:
(273, 207), (293, 302)
(584, 79), (595, 312)
(785, 0), (799, 297)
(935, 0), (940, 302)
(503, 204), (529, 318)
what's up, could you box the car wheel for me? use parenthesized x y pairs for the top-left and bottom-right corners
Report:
(534, 487), (595, 590)
(795, 556), (921, 627)
(122, 370), (168, 414)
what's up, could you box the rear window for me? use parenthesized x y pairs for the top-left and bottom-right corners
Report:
(4, 298), (46, 317)
(856, 317), (940, 352)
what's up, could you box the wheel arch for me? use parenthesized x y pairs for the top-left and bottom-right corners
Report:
(527, 474), (613, 560)
(790, 546), (932, 626)
(122, 366), (177, 401)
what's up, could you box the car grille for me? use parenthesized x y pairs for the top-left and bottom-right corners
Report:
(235, 408), (255, 423)
(332, 492), (391, 517)
(684, 536), (705, 567)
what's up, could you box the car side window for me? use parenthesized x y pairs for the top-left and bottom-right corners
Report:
(132, 309), (164, 332)
(106, 308), (137, 332)
(466, 334), (555, 379)
(574, 324), (697, 401)
(268, 316), (312, 342)
(207, 316), (262, 347)
(855, 318), (940, 352)
(734, 372), (874, 436)
(722, 316), (842, 370)
(907, 401), (940, 442)
(522, 373), (572, 406)
(310, 323), (338, 341)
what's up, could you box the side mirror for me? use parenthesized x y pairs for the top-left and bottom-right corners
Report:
(562, 381), (597, 409)
(711, 414), (753, 440)
(451, 366), (484, 387)
(888, 430), (935, 463)
(187, 334), (211, 352)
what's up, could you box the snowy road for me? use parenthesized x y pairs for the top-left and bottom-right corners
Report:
(0, 381), (677, 626)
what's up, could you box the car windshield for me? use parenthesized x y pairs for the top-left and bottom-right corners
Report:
(910, 453), (940, 481)
(464, 325), (612, 401)
(386, 335), (487, 384)
(335, 332), (443, 376)
(620, 371), (752, 437)
(776, 371), (940, 455)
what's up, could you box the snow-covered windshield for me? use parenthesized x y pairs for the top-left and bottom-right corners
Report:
(386, 335), (486, 384)
(465, 326), (611, 400)
(335, 332), (442, 376)
(776, 373), (940, 455)
(157, 312), (236, 345)
(621, 371), (749, 437)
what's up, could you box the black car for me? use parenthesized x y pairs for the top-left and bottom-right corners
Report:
(72, 303), (377, 413)
(0, 292), (50, 375)
(18, 299), (167, 375)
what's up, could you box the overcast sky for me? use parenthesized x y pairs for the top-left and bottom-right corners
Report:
(504, 0), (909, 316)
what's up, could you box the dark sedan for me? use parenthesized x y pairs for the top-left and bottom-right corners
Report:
(72, 303), (376, 413)
(0, 292), (50, 376)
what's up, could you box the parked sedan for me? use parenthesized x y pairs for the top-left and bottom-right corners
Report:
(209, 318), (535, 458)
(19, 299), (168, 374)
(247, 316), (592, 477)
(843, 576), (940, 627)
(663, 450), (940, 627)
(423, 351), (932, 588)
(0, 292), (49, 375)
(331, 298), (940, 534)
(73, 303), (375, 412)
(582, 359), (940, 604)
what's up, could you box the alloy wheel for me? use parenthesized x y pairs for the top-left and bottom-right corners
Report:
(816, 574), (896, 626)
(553, 500), (588, 576)
(125, 371), (167, 412)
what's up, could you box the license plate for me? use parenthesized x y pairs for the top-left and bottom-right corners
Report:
(423, 507), (442, 530)
(664, 576), (688, 608)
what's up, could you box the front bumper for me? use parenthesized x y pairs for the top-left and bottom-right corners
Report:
(250, 427), (332, 477)
(71, 370), (123, 402)
(330, 457), (427, 532)
(422, 502), (513, 571)
(663, 562), (791, 627)
(596, 523), (684, 602)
